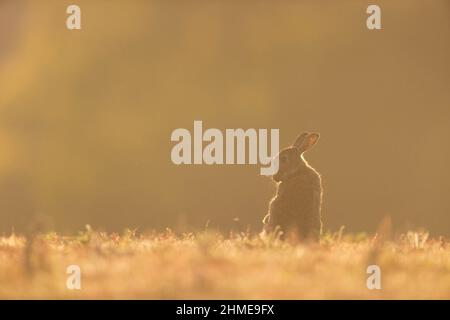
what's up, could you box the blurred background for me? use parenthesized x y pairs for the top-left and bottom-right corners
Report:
(0, 0), (449, 235)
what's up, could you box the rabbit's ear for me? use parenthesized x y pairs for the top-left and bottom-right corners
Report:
(293, 132), (309, 149)
(293, 132), (320, 153)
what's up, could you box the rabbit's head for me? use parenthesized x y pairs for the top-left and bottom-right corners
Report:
(272, 132), (320, 182)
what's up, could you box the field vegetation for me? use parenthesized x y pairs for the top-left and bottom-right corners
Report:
(0, 227), (449, 299)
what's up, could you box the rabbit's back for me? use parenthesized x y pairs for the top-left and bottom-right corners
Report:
(266, 166), (322, 239)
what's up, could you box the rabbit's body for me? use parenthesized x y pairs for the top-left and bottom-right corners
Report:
(263, 132), (323, 240)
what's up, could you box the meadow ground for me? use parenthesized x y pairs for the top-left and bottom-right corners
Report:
(0, 227), (449, 299)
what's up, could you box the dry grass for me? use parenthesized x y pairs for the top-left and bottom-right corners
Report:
(0, 227), (449, 299)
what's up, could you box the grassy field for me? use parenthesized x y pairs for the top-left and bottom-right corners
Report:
(0, 227), (449, 299)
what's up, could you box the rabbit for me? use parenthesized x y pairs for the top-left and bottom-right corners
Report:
(262, 132), (323, 241)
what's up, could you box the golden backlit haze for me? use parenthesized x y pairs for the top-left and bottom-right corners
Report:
(0, 1), (449, 235)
